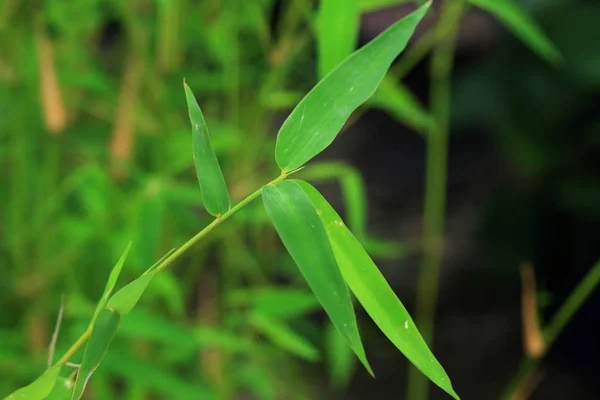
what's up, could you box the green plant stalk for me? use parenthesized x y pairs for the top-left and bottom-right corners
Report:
(407, 1), (464, 399)
(500, 258), (600, 400)
(56, 172), (288, 366)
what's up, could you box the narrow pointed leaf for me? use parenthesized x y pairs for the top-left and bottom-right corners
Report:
(91, 242), (131, 325)
(297, 180), (459, 400)
(250, 313), (320, 361)
(469, 0), (561, 65)
(262, 181), (372, 375)
(72, 308), (120, 400)
(369, 76), (431, 132)
(4, 363), (62, 399)
(106, 270), (156, 315)
(183, 81), (230, 216)
(274, 2), (430, 171)
(316, 0), (360, 78)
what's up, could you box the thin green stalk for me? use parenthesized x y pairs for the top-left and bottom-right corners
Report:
(55, 172), (288, 365)
(407, 1), (464, 399)
(500, 259), (600, 400)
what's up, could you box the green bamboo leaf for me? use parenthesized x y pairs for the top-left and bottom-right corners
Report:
(106, 270), (155, 315)
(369, 76), (431, 132)
(250, 313), (320, 361)
(183, 80), (230, 216)
(4, 363), (62, 399)
(46, 378), (74, 400)
(274, 2), (430, 171)
(297, 180), (459, 400)
(91, 242), (131, 325)
(72, 308), (120, 400)
(262, 181), (372, 376)
(469, 0), (561, 64)
(299, 161), (367, 238)
(316, 0), (360, 78)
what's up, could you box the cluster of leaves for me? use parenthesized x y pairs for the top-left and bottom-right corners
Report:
(1, 0), (574, 399)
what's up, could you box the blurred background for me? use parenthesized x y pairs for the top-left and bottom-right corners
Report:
(1, 0), (599, 399)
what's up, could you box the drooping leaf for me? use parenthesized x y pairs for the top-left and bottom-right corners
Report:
(250, 313), (320, 361)
(262, 181), (372, 375)
(72, 308), (120, 400)
(325, 322), (357, 388)
(183, 80), (230, 216)
(369, 76), (431, 132)
(91, 242), (131, 325)
(316, 0), (360, 78)
(274, 2), (430, 171)
(4, 363), (62, 399)
(297, 180), (459, 400)
(469, 0), (561, 65)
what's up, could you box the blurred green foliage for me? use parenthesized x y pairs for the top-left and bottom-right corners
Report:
(2, 0), (599, 398)
(0, 0), (409, 398)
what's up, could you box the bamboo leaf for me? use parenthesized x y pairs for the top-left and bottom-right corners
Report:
(72, 308), (120, 400)
(46, 378), (74, 400)
(297, 180), (459, 400)
(262, 181), (372, 375)
(91, 242), (131, 325)
(106, 270), (155, 315)
(183, 80), (230, 216)
(469, 0), (561, 64)
(274, 2), (430, 171)
(316, 0), (360, 78)
(4, 363), (62, 399)
(250, 313), (320, 361)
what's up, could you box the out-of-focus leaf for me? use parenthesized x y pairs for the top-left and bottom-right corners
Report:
(4, 363), (61, 399)
(369, 76), (431, 132)
(359, 0), (412, 13)
(146, 272), (185, 316)
(262, 181), (372, 375)
(193, 328), (260, 354)
(250, 313), (320, 361)
(316, 0), (360, 78)
(183, 80), (230, 216)
(362, 235), (408, 259)
(226, 287), (321, 319)
(130, 182), (164, 270)
(102, 352), (215, 400)
(325, 322), (356, 388)
(91, 243), (131, 325)
(117, 310), (196, 349)
(275, 2), (430, 171)
(469, 0), (561, 64)
(72, 308), (120, 400)
(237, 364), (276, 400)
(297, 181), (459, 400)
